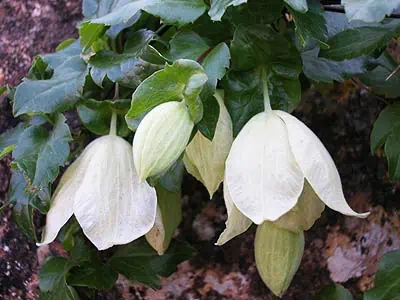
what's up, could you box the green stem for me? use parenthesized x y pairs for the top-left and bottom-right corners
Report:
(261, 67), (272, 113)
(109, 111), (117, 136)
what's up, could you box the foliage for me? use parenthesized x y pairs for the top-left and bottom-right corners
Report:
(1, 0), (399, 297)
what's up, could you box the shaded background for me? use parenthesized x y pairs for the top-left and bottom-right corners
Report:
(0, 1), (399, 299)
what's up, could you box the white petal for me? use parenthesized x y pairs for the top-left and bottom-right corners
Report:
(74, 135), (157, 250)
(133, 101), (194, 181)
(37, 138), (102, 246)
(215, 182), (252, 246)
(225, 112), (304, 224)
(184, 92), (233, 197)
(276, 111), (369, 218)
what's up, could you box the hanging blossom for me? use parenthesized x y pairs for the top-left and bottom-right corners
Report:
(38, 113), (157, 250)
(217, 69), (369, 244)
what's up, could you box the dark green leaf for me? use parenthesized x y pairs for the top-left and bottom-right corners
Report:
(359, 51), (400, 98)
(8, 170), (36, 240)
(39, 257), (78, 300)
(77, 98), (130, 136)
(208, 0), (247, 21)
(314, 284), (353, 300)
(0, 123), (27, 158)
(197, 95), (220, 141)
(290, 1), (328, 49)
(159, 159), (184, 193)
(370, 103), (400, 179)
(27, 56), (52, 80)
(68, 261), (118, 290)
(125, 59), (207, 127)
(91, 0), (207, 27)
(13, 114), (72, 188)
(284, 0), (308, 12)
(319, 20), (400, 61)
(188, 14), (233, 45)
(110, 239), (195, 289)
(14, 42), (88, 116)
(364, 250), (400, 300)
(165, 30), (209, 61)
(79, 22), (108, 51)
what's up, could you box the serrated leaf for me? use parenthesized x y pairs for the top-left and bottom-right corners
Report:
(91, 0), (207, 27)
(314, 284), (353, 300)
(208, 0), (247, 21)
(319, 20), (400, 61)
(364, 250), (400, 300)
(39, 257), (78, 300)
(198, 43), (230, 140)
(14, 42), (88, 116)
(165, 30), (209, 61)
(79, 22), (107, 51)
(343, 0), (400, 23)
(77, 98), (130, 136)
(0, 123), (27, 157)
(290, 1), (328, 48)
(13, 114), (72, 189)
(8, 170), (36, 240)
(110, 239), (195, 289)
(284, 0), (308, 12)
(125, 59), (207, 127)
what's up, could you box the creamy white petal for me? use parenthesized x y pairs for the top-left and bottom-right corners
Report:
(133, 101), (194, 181)
(184, 92), (233, 198)
(215, 182), (252, 246)
(37, 138), (102, 246)
(74, 135), (157, 250)
(225, 112), (304, 224)
(276, 111), (369, 218)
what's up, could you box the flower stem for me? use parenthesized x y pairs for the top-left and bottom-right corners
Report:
(261, 67), (272, 113)
(110, 111), (117, 136)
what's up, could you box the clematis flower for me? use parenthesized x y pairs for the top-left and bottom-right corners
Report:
(133, 101), (194, 181)
(38, 114), (157, 250)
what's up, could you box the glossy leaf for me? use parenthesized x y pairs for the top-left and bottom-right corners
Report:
(13, 114), (72, 189)
(0, 123), (27, 158)
(342, 0), (400, 23)
(165, 30), (209, 61)
(284, 0), (308, 12)
(79, 22), (107, 51)
(208, 0), (247, 21)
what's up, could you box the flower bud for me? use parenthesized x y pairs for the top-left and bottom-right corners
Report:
(133, 101), (194, 181)
(184, 91), (233, 197)
(255, 222), (304, 297)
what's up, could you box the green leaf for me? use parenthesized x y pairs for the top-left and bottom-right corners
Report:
(0, 123), (27, 157)
(364, 250), (400, 300)
(27, 56), (52, 80)
(14, 42), (88, 116)
(77, 98), (130, 136)
(284, 0), (308, 12)
(125, 59), (207, 127)
(13, 114), (72, 189)
(370, 103), (400, 179)
(319, 20), (400, 61)
(39, 257), (78, 300)
(79, 22), (107, 51)
(343, 0), (400, 23)
(290, 1), (328, 48)
(159, 159), (184, 194)
(165, 30), (209, 61)
(56, 39), (76, 52)
(359, 51), (400, 98)
(91, 0), (207, 27)
(8, 170), (36, 240)
(314, 284), (353, 300)
(110, 239), (195, 289)
(197, 43), (230, 140)
(208, 0), (247, 21)
(0, 85), (7, 96)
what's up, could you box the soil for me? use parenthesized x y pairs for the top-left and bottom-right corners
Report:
(0, 1), (399, 299)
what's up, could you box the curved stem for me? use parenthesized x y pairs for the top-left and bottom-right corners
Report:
(110, 111), (117, 136)
(261, 67), (272, 113)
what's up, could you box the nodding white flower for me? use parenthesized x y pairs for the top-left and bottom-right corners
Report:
(184, 91), (233, 198)
(38, 114), (157, 251)
(133, 101), (194, 181)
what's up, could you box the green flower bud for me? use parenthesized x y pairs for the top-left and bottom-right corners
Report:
(133, 101), (194, 181)
(254, 222), (304, 297)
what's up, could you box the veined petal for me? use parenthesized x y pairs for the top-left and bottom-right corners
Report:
(276, 111), (369, 218)
(184, 92), (233, 198)
(74, 135), (157, 250)
(37, 138), (102, 246)
(133, 101), (194, 181)
(215, 182), (252, 246)
(225, 112), (304, 224)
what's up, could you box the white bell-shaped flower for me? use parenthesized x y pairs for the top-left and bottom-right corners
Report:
(133, 101), (194, 181)
(184, 91), (233, 198)
(38, 114), (157, 250)
(225, 96), (369, 225)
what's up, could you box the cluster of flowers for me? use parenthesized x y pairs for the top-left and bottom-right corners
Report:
(39, 88), (368, 296)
